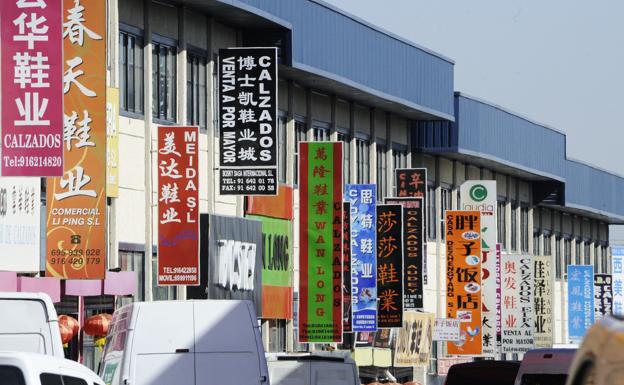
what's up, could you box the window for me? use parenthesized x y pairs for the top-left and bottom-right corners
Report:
(584, 241), (591, 265)
(278, 116), (286, 183)
(267, 319), (286, 352)
(313, 124), (329, 141)
(40, 374), (87, 385)
(511, 204), (518, 251)
(575, 240), (582, 265)
(186, 52), (207, 130)
(119, 29), (144, 115)
(497, 200), (507, 249)
(152, 255), (175, 300)
(564, 237), (572, 279)
(594, 246), (601, 273)
(533, 231), (540, 255)
(337, 131), (350, 183)
(152, 39), (177, 122)
(294, 121), (306, 185)
(356, 137), (370, 184)
(392, 144), (408, 170)
(555, 236), (562, 280)
(543, 233), (552, 256)
(0, 366), (25, 385)
(441, 187), (451, 238)
(376, 143), (387, 200)
(602, 246), (611, 274)
(521, 206), (529, 252)
(427, 185), (436, 240)
(120, 250), (144, 301)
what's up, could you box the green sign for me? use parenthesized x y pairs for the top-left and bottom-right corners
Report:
(246, 215), (293, 287)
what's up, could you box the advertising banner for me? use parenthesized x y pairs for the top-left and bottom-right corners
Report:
(1, 0), (63, 176)
(246, 184), (293, 220)
(568, 265), (594, 343)
(594, 274), (612, 321)
(247, 215), (293, 319)
(460, 181), (497, 356)
(395, 168), (427, 284)
(355, 332), (375, 347)
(501, 254), (534, 354)
(0, 178), (41, 272)
(204, 214), (263, 316)
(384, 197), (424, 309)
(218, 47), (278, 195)
(446, 211), (482, 355)
(433, 318), (461, 342)
(374, 329), (393, 349)
(46, 0), (106, 279)
(157, 126), (199, 285)
(613, 247), (624, 316)
(345, 184), (377, 332)
(106, 88), (119, 197)
(394, 311), (434, 367)
(343, 201), (352, 332)
(298, 142), (343, 342)
(376, 204), (403, 328)
(534, 255), (554, 348)
(495, 244), (502, 351)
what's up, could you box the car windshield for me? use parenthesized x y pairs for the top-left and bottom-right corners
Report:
(521, 374), (568, 385)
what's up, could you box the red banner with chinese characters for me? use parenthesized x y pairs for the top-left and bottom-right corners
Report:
(46, 0), (106, 279)
(157, 126), (199, 285)
(1, 0), (64, 176)
(446, 210), (482, 355)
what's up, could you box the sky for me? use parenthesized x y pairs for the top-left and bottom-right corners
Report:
(325, 0), (624, 241)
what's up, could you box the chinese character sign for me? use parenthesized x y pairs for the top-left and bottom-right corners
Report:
(219, 47), (278, 195)
(345, 184), (377, 332)
(0, 178), (41, 272)
(460, 181), (497, 356)
(501, 254), (534, 354)
(385, 197), (424, 309)
(394, 312), (434, 367)
(46, 0), (106, 279)
(1, 0), (63, 176)
(433, 318), (461, 342)
(298, 142), (343, 342)
(594, 274), (612, 321)
(567, 265), (594, 342)
(534, 255), (553, 348)
(446, 210), (482, 355)
(613, 247), (624, 316)
(376, 204), (403, 328)
(343, 201), (353, 332)
(106, 87), (119, 197)
(157, 126), (199, 285)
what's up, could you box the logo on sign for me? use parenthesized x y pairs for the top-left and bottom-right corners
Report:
(462, 231), (480, 241)
(469, 184), (488, 202)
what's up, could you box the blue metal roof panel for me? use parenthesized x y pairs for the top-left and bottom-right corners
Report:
(226, 0), (455, 118)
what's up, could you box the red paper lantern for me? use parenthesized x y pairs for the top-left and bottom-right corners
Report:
(59, 323), (73, 344)
(58, 315), (80, 336)
(83, 313), (112, 338)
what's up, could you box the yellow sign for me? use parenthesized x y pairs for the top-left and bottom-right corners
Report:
(106, 88), (119, 197)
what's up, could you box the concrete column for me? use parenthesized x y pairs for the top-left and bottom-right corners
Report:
(528, 206), (534, 255)
(143, 0), (154, 302)
(349, 102), (356, 184)
(385, 113), (393, 196)
(369, 108), (377, 191)
(560, 238), (566, 342)
(306, 89), (313, 141)
(330, 95), (338, 142)
(206, 17), (216, 214)
(505, 202), (512, 252)
(286, 81), (295, 185)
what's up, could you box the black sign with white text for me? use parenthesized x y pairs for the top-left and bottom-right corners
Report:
(219, 47), (278, 195)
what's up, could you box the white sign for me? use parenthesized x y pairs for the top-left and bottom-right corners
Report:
(501, 253), (534, 354)
(460, 180), (497, 356)
(613, 247), (624, 316)
(534, 255), (553, 348)
(433, 318), (460, 341)
(0, 177), (41, 272)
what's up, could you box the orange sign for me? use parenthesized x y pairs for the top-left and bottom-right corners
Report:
(246, 184), (294, 220)
(446, 210), (482, 355)
(46, 0), (106, 279)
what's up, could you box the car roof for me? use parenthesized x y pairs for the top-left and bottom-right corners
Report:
(0, 351), (102, 382)
(267, 352), (355, 364)
(446, 361), (520, 385)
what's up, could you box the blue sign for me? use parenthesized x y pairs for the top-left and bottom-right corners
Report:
(345, 184), (377, 332)
(612, 247), (624, 316)
(567, 265), (594, 342)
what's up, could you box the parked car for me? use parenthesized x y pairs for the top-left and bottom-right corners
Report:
(266, 352), (360, 385)
(99, 299), (269, 385)
(566, 315), (624, 385)
(444, 360), (520, 385)
(0, 351), (104, 385)
(515, 348), (576, 385)
(0, 292), (64, 358)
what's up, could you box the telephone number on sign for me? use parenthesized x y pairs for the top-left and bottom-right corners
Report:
(50, 248), (101, 257)
(3, 155), (62, 168)
(49, 257), (101, 265)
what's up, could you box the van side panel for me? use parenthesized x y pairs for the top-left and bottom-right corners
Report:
(0, 299), (53, 356)
(267, 361), (309, 385)
(311, 362), (358, 385)
(133, 353), (194, 385)
(131, 302), (195, 353)
(195, 352), (261, 385)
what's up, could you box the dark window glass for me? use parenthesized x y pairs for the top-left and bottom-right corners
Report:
(543, 234), (552, 256)
(497, 200), (507, 249)
(564, 238), (572, 279)
(441, 187), (451, 238)
(62, 376), (88, 385)
(0, 366), (25, 385)
(575, 240), (582, 265)
(294, 121), (307, 185)
(356, 138), (370, 184)
(152, 41), (177, 122)
(392, 148), (407, 170)
(555, 236), (562, 280)
(119, 30), (144, 115)
(186, 52), (207, 130)
(337, 132), (350, 183)
(376, 144), (387, 200)
(511, 203), (518, 251)
(40, 374), (63, 385)
(584, 241), (591, 265)
(533, 231), (540, 255)
(428, 185), (436, 240)
(313, 126), (329, 141)
(521, 206), (529, 252)
(268, 319), (287, 352)
(278, 117), (286, 183)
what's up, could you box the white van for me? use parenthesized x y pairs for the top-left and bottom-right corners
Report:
(99, 300), (269, 385)
(0, 292), (64, 358)
(514, 348), (576, 385)
(0, 351), (104, 385)
(266, 352), (360, 385)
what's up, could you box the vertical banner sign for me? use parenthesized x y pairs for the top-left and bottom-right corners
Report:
(376, 204), (404, 328)
(343, 202), (352, 332)
(395, 168), (428, 284)
(218, 47), (278, 195)
(594, 274), (612, 321)
(612, 247), (624, 316)
(501, 254), (534, 354)
(567, 265), (594, 343)
(0, 178), (41, 272)
(345, 184), (377, 332)
(298, 142), (343, 342)
(394, 312), (434, 367)
(106, 88), (119, 197)
(534, 255), (554, 348)
(157, 126), (199, 285)
(446, 211), (482, 355)
(460, 181), (497, 356)
(385, 197), (424, 309)
(1, 0), (63, 176)
(46, 0), (106, 279)
(495, 244), (502, 351)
